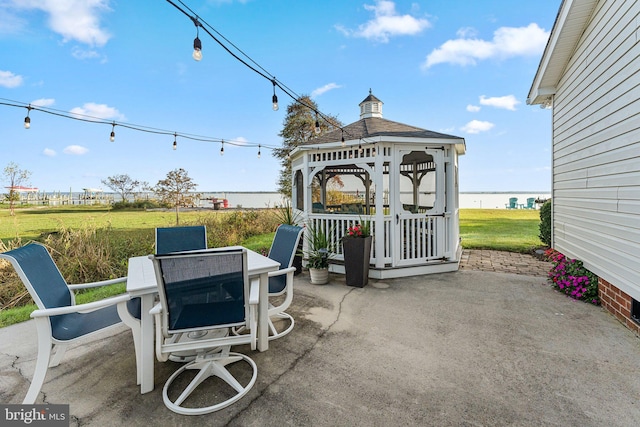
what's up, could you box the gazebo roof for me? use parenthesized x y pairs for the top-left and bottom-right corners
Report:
(305, 116), (465, 145)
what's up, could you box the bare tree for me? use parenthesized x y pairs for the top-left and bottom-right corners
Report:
(153, 168), (198, 225)
(2, 162), (32, 216)
(101, 174), (141, 202)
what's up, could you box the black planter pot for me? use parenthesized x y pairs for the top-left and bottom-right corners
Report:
(342, 236), (372, 287)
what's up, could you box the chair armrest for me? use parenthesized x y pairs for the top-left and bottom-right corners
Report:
(68, 276), (127, 290)
(149, 302), (163, 316)
(249, 280), (259, 305)
(267, 266), (296, 278)
(30, 293), (131, 318)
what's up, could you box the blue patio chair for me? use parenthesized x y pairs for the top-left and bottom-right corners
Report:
(155, 225), (207, 254)
(264, 224), (303, 340)
(505, 197), (518, 209)
(149, 248), (259, 415)
(152, 225), (208, 362)
(0, 243), (139, 404)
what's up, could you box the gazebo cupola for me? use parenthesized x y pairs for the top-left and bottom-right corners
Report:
(289, 91), (466, 279)
(359, 89), (383, 119)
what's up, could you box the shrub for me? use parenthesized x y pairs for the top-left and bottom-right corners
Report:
(111, 200), (163, 210)
(545, 248), (599, 305)
(539, 199), (552, 246)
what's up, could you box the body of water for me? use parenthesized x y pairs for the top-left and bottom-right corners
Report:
(14, 190), (550, 210)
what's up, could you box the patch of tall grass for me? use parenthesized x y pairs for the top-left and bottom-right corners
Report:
(0, 209), (280, 327)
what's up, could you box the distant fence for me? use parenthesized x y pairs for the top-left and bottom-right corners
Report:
(2, 191), (287, 209)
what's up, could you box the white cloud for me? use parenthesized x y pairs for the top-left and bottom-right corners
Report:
(0, 70), (23, 88)
(479, 95), (520, 111)
(43, 148), (56, 157)
(311, 83), (343, 98)
(63, 145), (89, 155)
(336, 0), (431, 43)
(70, 103), (125, 121)
(31, 98), (55, 107)
(423, 23), (549, 68)
(71, 46), (103, 61)
(461, 120), (494, 134)
(466, 104), (480, 113)
(228, 137), (248, 146)
(9, 0), (112, 46)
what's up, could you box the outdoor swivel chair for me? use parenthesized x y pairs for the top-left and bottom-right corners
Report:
(149, 248), (259, 415)
(0, 243), (140, 404)
(264, 224), (303, 340)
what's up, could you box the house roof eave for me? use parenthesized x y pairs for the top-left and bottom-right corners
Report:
(527, 0), (599, 105)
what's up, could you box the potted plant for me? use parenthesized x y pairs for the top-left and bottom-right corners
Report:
(274, 201), (303, 275)
(301, 223), (333, 285)
(342, 220), (372, 287)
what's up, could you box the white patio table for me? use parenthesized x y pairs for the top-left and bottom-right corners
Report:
(126, 246), (280, 394)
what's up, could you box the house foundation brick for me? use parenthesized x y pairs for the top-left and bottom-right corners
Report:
(598, 278), (640, 336)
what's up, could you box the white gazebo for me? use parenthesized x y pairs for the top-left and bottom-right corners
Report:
(289, 91), (466, 278)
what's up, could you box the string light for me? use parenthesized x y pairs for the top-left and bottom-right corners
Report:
(272, 79), (279, 111)
(109, 122), (115, 142)
(192, 22), (203, 61)
(358, 140), (363, 155)
(173, 133), (177, 150)
(24, 105), (31, 129)
(341, 130), (345, 147)
(257, 144), (261, 158)
(165, 1), (383, 151)
(220, 140), (224, 155)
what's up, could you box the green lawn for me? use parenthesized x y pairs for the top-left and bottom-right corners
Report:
(459, 208), (542, 253)
(0, 206), (543, 327)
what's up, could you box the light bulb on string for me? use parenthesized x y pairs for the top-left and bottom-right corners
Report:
(24, 105), (31, 129)
(173, 133), (177, 150)
(192, 22), (202, 61)
(272, 79), (279, 111)
(220, 140), (224, 156)
(341, 130), (345, 147)
(257, 144), (261, 158)
(109, 123), (115, 142)
(314, 113), (320, 134)
(358, 140), (363, 155)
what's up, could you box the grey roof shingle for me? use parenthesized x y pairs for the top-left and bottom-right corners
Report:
(304, 117), (464, 145)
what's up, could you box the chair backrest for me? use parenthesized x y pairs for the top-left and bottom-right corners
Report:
(526, 198), (535, 207)
(155, 226), (207, 254)
(0, 243), (72, 310)
(508, 197), (518, 208)
(151, 248), (248, 335)
(267, 224), (303, 292)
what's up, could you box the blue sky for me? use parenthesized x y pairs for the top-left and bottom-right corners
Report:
(0, 0), (558, 193)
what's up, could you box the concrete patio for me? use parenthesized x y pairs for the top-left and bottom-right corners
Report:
(1, 256), (639, 426)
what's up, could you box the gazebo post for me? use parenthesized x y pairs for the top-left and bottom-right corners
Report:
(373, 147), (386, 269)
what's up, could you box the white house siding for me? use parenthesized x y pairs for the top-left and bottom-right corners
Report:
(552, 0), (640, 301)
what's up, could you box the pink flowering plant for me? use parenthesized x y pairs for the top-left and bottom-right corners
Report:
(545, 248), (599, 305)
(345, 220), (371, 238)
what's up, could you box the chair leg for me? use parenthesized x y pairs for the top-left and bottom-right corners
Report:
(162, 351), (258, 415)
(48, 343), (68, 367)
(23, 319), (54, 404)
(268, 312), (295, 341)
